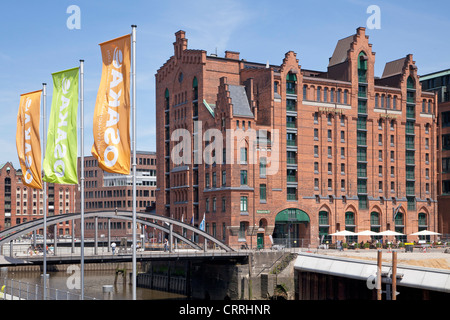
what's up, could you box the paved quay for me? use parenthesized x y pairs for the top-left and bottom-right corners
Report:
(307, 247), (450, 270)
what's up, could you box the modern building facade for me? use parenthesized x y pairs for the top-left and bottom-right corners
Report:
(420, 69), (450, 235)
(75, 151), (157, 239)
(0, 162), (77, 236)
(155, 27), (438, 249)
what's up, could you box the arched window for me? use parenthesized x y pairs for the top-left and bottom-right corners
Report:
(407, 76), (415, 89)
(358, 51), (368, 82)
(418, 212), (427, 228)
(286, 72), (297, 94)
(370, 212), (380, 227)
(317, 86), (322, 102)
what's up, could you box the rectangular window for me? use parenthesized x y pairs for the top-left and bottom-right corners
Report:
(358, 195), (368, 209)
(212, 172), (217, 188)
(287, 151), (297, 164)
(260, 184), (267, 201)
(222, 197), (226, 212)
(212, 197), (216, 212)
(240, 170), (247, 185)
(260, 157), (267, 177)
(357, 163), (367, 178)
(287, 187), (297, 200)
(222, 170), (226, 186)
(205, 173), (210, 188)
(240, 147), (248, 164)
(356, 147), (367, 161)
(287, 133), (296, 146)
(240, 196), (248, 212)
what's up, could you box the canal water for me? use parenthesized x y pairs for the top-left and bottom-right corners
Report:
(2, 268), (187, 300)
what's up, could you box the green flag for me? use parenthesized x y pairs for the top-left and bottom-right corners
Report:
(43, 67), (79, 184)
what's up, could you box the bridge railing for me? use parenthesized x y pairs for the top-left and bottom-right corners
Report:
(0, 277), (96, 300)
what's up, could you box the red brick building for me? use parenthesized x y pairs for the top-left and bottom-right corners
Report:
(155, 28), (438, 249)
(0, 162), (77, 236)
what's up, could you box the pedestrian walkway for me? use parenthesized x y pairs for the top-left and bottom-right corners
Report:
(313, 247), (450, 270)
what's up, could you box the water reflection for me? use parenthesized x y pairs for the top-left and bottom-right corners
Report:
(4, 269), (187, 300)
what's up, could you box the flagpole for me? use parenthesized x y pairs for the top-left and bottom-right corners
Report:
(42, 83), (47, 300)
(79, 59), (85, 300)
(131, 24), (137, 301)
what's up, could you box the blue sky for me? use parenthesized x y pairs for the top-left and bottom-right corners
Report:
(1, 0), (449, 169)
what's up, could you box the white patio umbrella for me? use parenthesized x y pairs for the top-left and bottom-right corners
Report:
(378, 230), (404, 236)
(410, 230), (441, 236)
(356, 230), (379, 236)
(330, 230), (356, 236)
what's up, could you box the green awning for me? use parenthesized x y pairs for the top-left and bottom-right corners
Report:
(275, 208), (310, 223)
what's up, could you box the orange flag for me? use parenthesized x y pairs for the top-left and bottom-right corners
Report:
(16, 90), (43, 189)
(92, 34), (131, 174)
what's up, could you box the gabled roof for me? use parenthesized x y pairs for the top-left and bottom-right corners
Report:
(382, 57), (407, 78)
(328, 35), (354, 67)
(229, 85), (254, 117)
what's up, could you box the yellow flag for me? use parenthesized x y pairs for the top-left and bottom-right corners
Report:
(16, 90), (43, 189)
(91, 34), (131, 174)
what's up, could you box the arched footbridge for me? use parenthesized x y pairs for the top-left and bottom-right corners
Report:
(0, 210), (234, 252)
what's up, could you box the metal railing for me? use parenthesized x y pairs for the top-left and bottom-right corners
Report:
(0, 278), (96, 300)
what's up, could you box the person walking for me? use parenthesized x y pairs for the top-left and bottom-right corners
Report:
(111, 242), (116, 255)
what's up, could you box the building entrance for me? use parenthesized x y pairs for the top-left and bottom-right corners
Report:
(272, 209), (310, 248)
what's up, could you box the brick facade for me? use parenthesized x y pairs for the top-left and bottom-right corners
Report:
(0, 162), (77, 237)
(156, 28), (438, 249)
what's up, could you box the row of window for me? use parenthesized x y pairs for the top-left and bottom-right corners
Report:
(318, 211), (428, 226)
(85, 200), (153, 209)
(203, 195), (254, 213)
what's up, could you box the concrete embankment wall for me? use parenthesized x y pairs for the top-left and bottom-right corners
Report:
(137, 250), (298, 300)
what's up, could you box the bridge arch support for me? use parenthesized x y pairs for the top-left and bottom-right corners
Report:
(0, 210), (234, 252)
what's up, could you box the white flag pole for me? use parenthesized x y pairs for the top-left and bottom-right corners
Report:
(79, 59), (85, 300)
(131, 24), (137, 301)
(42, 82), (47, 300)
